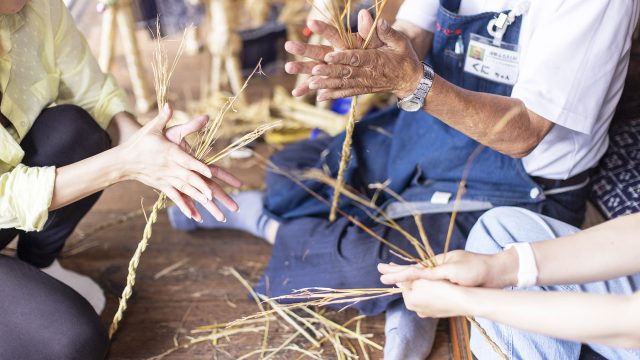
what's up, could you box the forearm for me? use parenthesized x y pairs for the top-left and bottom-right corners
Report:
(464, 288), (640, 348)
(533, 214), (640, 285)
(486, 213), (640, 288)
(50, 147), (126, 210)
(423, 76), (550, 157)
(107, 112), (141, 146)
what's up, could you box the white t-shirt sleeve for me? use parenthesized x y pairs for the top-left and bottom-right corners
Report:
(395, 0), (440, 32)
(512, 0), (638, 135)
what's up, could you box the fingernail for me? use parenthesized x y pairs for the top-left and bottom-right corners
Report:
(380, 19), (389, 31)
(309, 81), (318, 90)
(198, 218), (204, 224)
(325, 53), (335, 62)
(163, 103), (170, 114)
(221, 217), (227, 223)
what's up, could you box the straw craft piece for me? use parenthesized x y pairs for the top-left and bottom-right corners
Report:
(108, 20), (280, 339)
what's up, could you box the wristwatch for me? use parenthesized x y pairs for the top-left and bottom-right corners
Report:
(397, 62), (435, 112)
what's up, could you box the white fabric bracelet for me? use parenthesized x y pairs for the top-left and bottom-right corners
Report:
(505, 243), (538, 288)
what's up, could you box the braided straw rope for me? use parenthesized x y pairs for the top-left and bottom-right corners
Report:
(328, 98), (358, 222)
(109, 193), (166, 338)
(327, 0), (389, 221)
(467, 316), (508, 359)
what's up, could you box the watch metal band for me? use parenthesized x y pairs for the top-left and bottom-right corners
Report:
(397, 62), (435, 111)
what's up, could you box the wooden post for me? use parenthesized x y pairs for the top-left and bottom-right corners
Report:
(207, 0), (246, 105)
(116, 0), (154, 113)
(98, 6), (117, 72)
(98, 0), (155, 113)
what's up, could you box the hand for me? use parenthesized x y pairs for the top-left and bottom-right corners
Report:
(116, 103), (241, 222)
(284, 9), (384, 98)
(287, 12), (423, 101)
(378, 249), (518, 289)
(399, 279), (469, 318)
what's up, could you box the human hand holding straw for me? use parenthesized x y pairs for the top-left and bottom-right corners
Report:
(285, 9), (423, 101)
(377, 249), (520, 318)
(284, 9), (384, 99)
(116, 103), (241, 223)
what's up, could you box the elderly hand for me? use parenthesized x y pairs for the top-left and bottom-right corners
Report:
(285, 9), (384, 98)
(398, 279), (469, 318)
(284, 10), (423, 101)
(378, 249), (518, 289)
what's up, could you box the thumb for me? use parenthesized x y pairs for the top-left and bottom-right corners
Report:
(377, 18), (406, 49)
(358, 10), (382, 49)
(152, 103), (173, 130)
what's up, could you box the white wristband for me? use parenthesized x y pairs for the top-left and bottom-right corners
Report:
(505, 243), (538, 288)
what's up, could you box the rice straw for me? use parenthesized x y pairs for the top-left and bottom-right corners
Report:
(108, 20), (278, 338)
(327, 0), (390, 222)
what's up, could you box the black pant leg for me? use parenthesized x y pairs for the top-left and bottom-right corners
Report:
(15, 105), (111, 267)
(0, 255), (109, 360)
(0, 228), (20, 250)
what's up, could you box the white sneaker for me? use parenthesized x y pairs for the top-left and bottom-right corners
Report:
(42, 260), (106, 315)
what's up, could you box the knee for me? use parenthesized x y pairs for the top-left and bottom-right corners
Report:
(46, 310), (109, 360)
(466, 207), (531, 254)
(24, 105), (111, 167)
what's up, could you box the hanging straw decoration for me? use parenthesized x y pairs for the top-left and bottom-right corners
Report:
(108, 19), (280, 339)
(309, 0), (390, 222)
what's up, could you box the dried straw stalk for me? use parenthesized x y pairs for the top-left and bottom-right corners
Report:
(254, 119), (526, 360)
(318, 0), (389, 222)
(108, 21), (279, 338)
(152, 266), (380, 359)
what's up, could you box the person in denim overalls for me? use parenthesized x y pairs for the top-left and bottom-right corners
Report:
(167, 0), (635, 358)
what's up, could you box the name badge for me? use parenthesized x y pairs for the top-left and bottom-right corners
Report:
(464, 33), (519, 86)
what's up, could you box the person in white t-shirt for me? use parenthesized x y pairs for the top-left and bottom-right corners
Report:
(168, 1), (639, 359)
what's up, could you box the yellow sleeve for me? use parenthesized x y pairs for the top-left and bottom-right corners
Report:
(0, 164), (56, 232)
(51, 0), (133, 129)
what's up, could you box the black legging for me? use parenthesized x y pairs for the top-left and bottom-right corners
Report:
(0, 105), (111, 359)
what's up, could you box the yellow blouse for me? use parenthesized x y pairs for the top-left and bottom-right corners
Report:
(0, 0), (131, 232)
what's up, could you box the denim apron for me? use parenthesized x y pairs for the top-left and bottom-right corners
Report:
(265, 0), (543, 222)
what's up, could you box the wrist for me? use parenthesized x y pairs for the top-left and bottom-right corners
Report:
(395, 60), (424, 99)
(107, 146), (133, 183)
(488, 248), (519, 288)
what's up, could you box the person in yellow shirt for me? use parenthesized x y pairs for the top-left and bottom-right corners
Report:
(0, 1), (238, 358)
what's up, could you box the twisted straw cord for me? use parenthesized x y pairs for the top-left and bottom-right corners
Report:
(329, 98), (358, 222)
(109, 193), (166, 339)
(466, 316), (508, 360)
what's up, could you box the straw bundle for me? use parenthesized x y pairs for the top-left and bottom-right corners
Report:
(308, 0), (390, 222)
(108, 21), (280, 339)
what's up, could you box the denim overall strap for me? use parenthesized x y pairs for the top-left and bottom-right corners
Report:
(383, 0), (543, 211)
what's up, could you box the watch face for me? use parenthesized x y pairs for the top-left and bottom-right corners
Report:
(401, 99), (422, 112)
